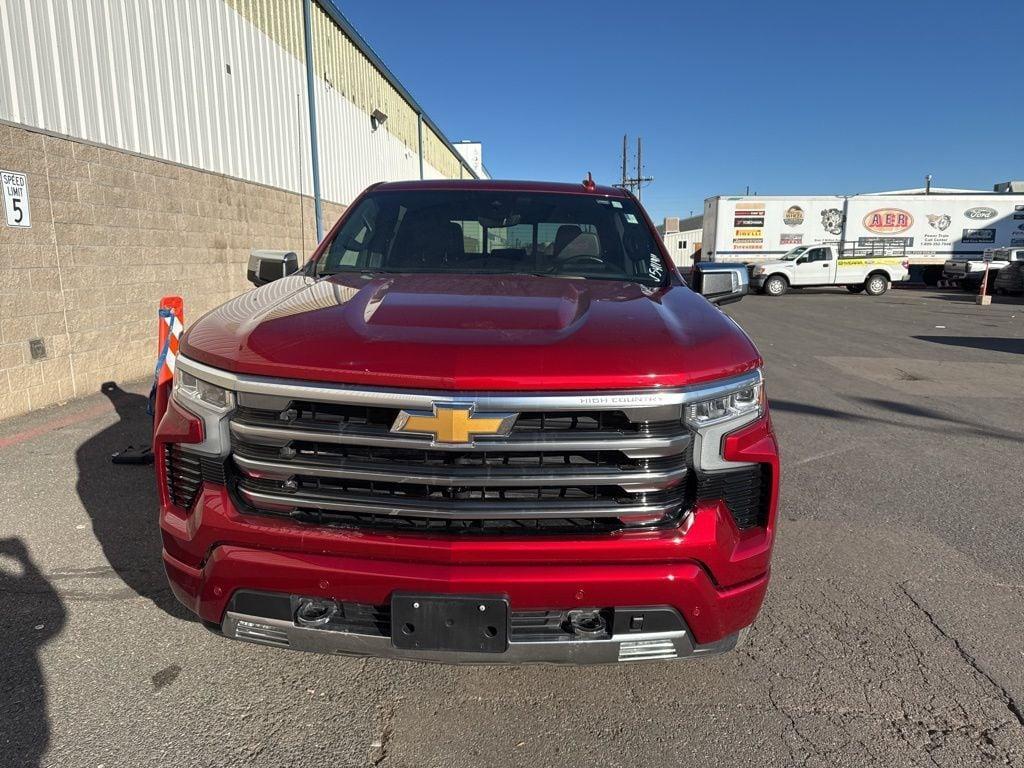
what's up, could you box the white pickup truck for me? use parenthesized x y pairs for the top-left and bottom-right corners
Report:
(942, 248), (1024, 292)
(750, 245), (909, 297)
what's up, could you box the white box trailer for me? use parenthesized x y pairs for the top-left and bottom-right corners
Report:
(703, 193), (1024, 283)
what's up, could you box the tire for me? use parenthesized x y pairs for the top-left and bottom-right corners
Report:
(846, 285), (865, 293)
(864, 274), (889, 296)
(763, 274), (788, 297)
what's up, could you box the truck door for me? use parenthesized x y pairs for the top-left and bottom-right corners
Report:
(792, 247), (836, 285)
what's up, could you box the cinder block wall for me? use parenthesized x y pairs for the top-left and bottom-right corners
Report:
(0, 124), (344, 420)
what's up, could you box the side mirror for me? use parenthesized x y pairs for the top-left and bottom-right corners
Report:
(691, 263), (749, 306)
(247, 250), (299, 287)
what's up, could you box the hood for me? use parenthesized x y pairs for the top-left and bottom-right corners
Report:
(182, 273), (760, 391)
(755, 260), (793, 271)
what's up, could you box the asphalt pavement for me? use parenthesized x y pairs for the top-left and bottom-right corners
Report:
(1, 286), (1022, 768)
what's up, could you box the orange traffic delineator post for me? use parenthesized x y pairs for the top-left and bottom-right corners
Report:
(150, 295), (185, 423)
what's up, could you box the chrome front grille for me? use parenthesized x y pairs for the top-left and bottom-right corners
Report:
(227, 396), (692, 532)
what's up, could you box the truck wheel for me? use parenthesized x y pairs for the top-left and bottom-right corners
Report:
(763, 275), (787, 296)
(846, 285), (865, 293)
(864, 274), (888, 296)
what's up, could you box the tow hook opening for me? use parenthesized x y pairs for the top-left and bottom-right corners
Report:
(566, 609), (609, 638)
(295, 598), (338, 627)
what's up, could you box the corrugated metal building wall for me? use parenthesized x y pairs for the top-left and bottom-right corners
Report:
(0, 0), (483, 419)
(0, 0), (477, 206)
(663, 228), (703, 267)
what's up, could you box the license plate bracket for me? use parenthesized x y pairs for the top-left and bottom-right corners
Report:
(390, 593), (508, 653)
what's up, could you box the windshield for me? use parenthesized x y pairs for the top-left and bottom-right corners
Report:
(314, 190), (668, 286)
(781, 246), (809, 261)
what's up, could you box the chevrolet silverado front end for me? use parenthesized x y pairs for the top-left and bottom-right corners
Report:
(155, 180), (780, 663)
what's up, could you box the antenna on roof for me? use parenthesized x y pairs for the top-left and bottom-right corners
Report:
(582, 172), (596, 191)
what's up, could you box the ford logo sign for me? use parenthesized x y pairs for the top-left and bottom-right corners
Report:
(964, 207), (997, 220)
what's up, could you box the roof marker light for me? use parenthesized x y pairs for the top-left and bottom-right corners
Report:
(583, 172), (596, 191)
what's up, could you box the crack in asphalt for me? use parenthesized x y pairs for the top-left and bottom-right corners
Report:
(370, 702), (395, 767)
(899, 582), (1024, 730)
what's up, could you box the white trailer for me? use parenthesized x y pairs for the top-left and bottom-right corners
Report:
(703, 192), (1024, 283)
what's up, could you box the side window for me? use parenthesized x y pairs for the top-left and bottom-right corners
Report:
(807, 247), (831, 262)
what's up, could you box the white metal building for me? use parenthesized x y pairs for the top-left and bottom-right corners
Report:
(0, 0), (481, 206)
(659, 215), (703, 266)
(0, 0), (485, 420)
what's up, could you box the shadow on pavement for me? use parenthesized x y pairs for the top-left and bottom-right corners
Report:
(925, 293), (1024, 305)
(0, 538), (66, 767)
(771, 397), (1022, 443)
(75, 382), (192, 620)
(912, 335), (1024, 355)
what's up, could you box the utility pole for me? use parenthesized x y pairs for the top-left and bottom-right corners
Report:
(301, 0), (323, 242)
(614, 135), (653, 198)
(621, 134), (628, 188)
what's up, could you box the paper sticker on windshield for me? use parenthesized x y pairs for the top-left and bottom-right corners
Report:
(648, 253), (664, 279)
(595, 199), (610, 205)
(611, 201), (623, 208)
(624, 213), (638, 224)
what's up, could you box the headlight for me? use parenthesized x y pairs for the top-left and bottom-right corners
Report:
(752, 266), (765, 275)
(685, 381), (763, 428)
(686, 373), (765, 471)
(173, 370), (234, 412)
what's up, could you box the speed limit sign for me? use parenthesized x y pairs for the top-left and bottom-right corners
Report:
(2, 169), (31, 228)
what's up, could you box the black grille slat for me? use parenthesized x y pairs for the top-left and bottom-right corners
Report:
(164, 445), (227, 511)
(284, 509), (625, 536)
(695, 465), (770, 529)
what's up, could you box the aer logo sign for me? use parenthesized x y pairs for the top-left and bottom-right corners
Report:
(2, 170), (30, 228)
(863, 208), (913, 234)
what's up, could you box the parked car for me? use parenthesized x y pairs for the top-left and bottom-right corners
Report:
(153, 179), (780, 664)
(993, 259), (1024, 296)
(943, 248), (1024, 292)
(750, 245), (908, 296)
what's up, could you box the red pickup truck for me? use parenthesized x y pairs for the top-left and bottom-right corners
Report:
(154, 179), (779, 663)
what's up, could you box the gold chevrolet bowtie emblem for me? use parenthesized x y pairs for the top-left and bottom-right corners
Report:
(391, 404), (517, 445)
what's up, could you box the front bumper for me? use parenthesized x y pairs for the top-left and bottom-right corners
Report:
(161, 484), (773, 662)
(157, 394), (780, 664)
(222, 607), (741, 664)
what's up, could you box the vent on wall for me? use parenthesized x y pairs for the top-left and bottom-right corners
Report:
(29, 338), (47, 361)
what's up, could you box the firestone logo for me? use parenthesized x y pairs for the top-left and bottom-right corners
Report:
(863, 208), (913, 234)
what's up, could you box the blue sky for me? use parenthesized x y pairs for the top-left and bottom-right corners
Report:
(341, 0), (1022, 223)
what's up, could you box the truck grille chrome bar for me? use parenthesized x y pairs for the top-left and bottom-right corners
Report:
(228, 420), (690, 459)
(174, 355), (715, 532)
